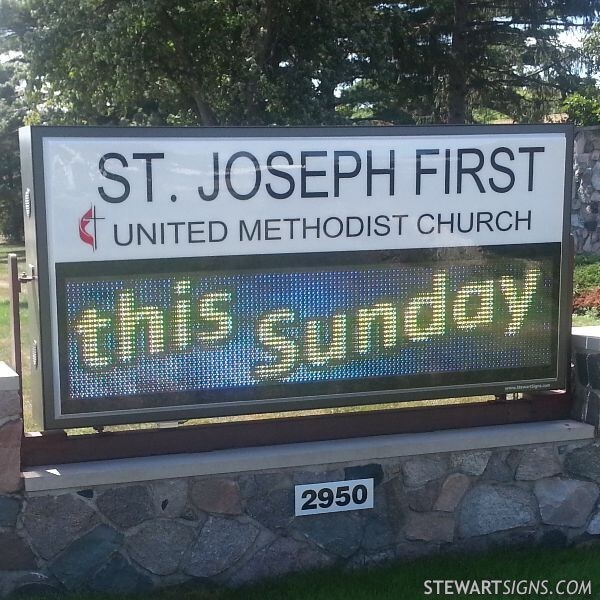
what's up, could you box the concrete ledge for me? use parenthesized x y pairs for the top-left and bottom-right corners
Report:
(23, 420), (594, 493)
(573, 326), (600, 351)
(0, 362), (19, 392)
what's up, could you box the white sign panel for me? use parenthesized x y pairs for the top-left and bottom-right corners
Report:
(42, 132), (566, 265)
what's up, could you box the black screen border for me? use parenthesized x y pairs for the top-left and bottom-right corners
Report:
(55, 243), (562, 424)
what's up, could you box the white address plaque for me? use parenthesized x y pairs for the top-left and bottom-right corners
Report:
(294, 478), (374, 516)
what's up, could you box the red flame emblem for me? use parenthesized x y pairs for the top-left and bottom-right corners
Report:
(79, 206), (103, 250)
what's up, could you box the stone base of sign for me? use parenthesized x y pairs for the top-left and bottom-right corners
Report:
(572, 326), (600, 431)
(0, 363), (22, 496)
(485, 123), (600, 253)
(572, 126), (600, 253)
(2, 428), (599, 596)
(1, 358), (600, 597)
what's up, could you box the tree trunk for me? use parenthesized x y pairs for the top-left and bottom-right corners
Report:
(244, 0), (277, 125)
(448, 0), (467, 124)
(191, 91), (219, 126)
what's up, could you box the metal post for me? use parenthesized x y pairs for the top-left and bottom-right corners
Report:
(8, 253), (22, 391)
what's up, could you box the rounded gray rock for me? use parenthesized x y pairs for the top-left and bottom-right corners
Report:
(151, 479), (189, 518)
(229, 537), (332, 586)
(96, 485), (153, 529)
(49, 524), (122, 589)
(586, 512), (600, 535)
(0, 532), (36, 570)
(89, 553), (153, 594)
(9, 573), (62, 599)
(458, 484), (537, 538)
(23, 494), (99, 560)
(404, 512), (455, 543)
(565, 444), (600, 483)
(406, 480), (440, 512)
(534, 478), (599, 527)
(0, 495), (21, 527)
(402, 456), (448, 487)
(516, 447), (562, 481)
(450, 451), (491, 476)
(434, 473), (470, 512)
(245, 487), (294, 530)
(127, 519), (194, 576)
(185, 516), (259, 577)
(294, 511), (364, 558)
(190, 478), (242, 515)
(591, 162), (600, 190)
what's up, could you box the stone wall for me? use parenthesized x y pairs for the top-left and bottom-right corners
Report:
(3, 438), (600, 596)
(1, 360), (599, 598)
(572, 127), (600, 253)
(0, 364), (22, 496)
(572, 327), (600, 430)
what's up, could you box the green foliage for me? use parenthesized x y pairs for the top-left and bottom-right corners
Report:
(10, 0), (380, 127)
(565, 22), (600, 126)
(471, 107), (511, 124)
(0, 55), (26, 242)
(0, 194), (23, 243)
(564, 90), (600, 125)
(345, 1), (598, 124)
(585, 22), (600, 69)
(572, 308), (600, 325)
(571, 254), (600, 324)
(575, 252), (600, 266)
(5, 0), (597, 128)
(573, 254), (600, 293)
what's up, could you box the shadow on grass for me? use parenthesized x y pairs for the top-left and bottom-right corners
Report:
(14, 545), (600, 600)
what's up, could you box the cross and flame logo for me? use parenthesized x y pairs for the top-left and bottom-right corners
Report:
(79, 206), (104, 251)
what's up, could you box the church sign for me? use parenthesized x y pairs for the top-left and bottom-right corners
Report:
(19, 125), (572, 429)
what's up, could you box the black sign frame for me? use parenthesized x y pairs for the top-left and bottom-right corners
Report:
(19, 124), (573, 430)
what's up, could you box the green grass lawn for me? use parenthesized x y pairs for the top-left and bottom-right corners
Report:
(573, 310), (600, 327)
(0, 242), (31, 424)
(22, 545), (600, 600)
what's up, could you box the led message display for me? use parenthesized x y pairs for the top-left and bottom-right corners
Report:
(19, 125), (572, 428)
(57, 246), (558, 417)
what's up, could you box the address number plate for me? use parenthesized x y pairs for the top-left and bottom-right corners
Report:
(294, 478), (374, 516)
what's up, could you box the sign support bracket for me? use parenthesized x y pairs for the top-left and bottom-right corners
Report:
(8, 254), (36, 396)
(8, 253), (22, 393)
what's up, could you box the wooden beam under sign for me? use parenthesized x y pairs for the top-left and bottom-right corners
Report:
(21, 392), (572, 467)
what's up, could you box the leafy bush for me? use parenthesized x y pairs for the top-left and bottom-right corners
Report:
(570, 255), (600, 324)
(0, 193), (23, 243)
(573, 287), (600, 313)
(573, 253), (600, 294)
(574, 261), (600, 294)
(575, 252), (600, 266)
(563, 92), (600, 126)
